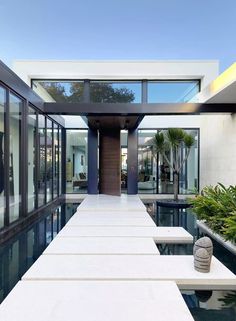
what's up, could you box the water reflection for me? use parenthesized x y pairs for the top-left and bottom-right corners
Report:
(145, 201), (236, 321)
(0, 203), (78, 303)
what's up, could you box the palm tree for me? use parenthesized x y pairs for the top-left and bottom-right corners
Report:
(152, 128), (195, 201)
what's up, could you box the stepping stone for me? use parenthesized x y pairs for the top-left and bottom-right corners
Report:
(67, 215), (156, 227)
(57, 226), (193, 244)
(22, 255), (236, 290)
(43, 237), (160, 255)
(78, 194), (146, 211)
(75, 210), (150, 218)
(0, 281), (194, 321)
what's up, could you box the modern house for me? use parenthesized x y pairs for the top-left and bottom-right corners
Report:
(0, 59), (236, 240)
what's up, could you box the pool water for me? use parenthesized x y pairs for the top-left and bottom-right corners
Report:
(146, 202), (236, 321)
(0, 203), (79, 303)
(0, 200), (235, 321)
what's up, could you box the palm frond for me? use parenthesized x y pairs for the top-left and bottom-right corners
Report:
(166, 128), (185, 148)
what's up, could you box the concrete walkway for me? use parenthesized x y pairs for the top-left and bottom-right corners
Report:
(1, 194), (236, 321)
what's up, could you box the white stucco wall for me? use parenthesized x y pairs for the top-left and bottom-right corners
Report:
(12, 60), (219, 89)
(199, 114), (236, 189)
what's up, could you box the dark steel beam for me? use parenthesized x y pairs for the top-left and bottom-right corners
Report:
(44, 102), (236, 115)
(0, 61), (65, 128)
(0, 60), (44, 111)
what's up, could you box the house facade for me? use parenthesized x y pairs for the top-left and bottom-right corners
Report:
(0, 59), (235, 239)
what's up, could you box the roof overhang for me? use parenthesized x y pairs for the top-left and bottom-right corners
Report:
(44, 102), (236, 129)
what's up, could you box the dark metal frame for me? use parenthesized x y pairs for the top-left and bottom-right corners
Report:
(44, 102), (236, 115)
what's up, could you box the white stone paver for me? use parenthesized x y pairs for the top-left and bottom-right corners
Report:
(77, 194), (146, 211)
(43, 237), (160, 255)
(67, 215), (156, 227)
(0, 281), (194, 321)
(2, 194), (235, 321)
(22, 254), (236, 290)
(57, 226), (193, 244)
(75, 210), (150, 218)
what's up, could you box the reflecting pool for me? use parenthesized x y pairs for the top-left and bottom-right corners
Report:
(145, 202), (236, 321)
(0, 203), (79, 303)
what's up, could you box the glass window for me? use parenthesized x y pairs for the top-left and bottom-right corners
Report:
(58, 127), (62, 195)
(121, 130), (128, 192)
(32, 80), (84, 103)
(138, 130), (157, 194)
(66, 130), (88, 193)
(53, 124), (59, 198)
(147, 81), (200, 103)
(90, 81), (141, 103)
(28, 106), (37, 212)
(138, 129), (199, 195)
(46, 119), (53, 202)
(0, 86), (5, 228)
(179, 129), (199, 194)
(9, 93), (22, 223)
(38, 115), (46, 207)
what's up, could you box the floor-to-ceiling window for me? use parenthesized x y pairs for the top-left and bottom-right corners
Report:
(138, 129), (199, 194)
(9, 93), (22, 223)
(138, 130), (157, 194)
(53, 124), (59, 198)
(46, 119), (53, 202)
(28, 106), (37, 212)
(38, 114), (46, 207)
(0, 86), (5, 228)
(121, 130), (128, 192)
(66, 130), (88, 193)
(58, 127), (62, 195)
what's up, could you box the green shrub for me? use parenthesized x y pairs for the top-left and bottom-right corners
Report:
(189, 183), (236, 243)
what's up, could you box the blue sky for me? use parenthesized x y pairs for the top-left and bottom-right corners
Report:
(0, 0), (235, 72)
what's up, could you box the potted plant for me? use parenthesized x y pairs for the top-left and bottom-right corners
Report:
(152, 128), (195, 202)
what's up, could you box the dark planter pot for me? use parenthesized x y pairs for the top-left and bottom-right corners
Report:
(156, 199), (191, 209)
(156, 199), (191, 227)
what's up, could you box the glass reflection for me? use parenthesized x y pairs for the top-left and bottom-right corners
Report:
(0, 87), (5, 228)
(38, 115), (46, 207)
(148, 81), (199, 103)
(28, 107), (37, 212)
(66, 130), (88, 193)
(53, 124), (59, 198)
(9, 93), (22, 223)
(0, 203), (79, 303)
(138, 130), (157, 194)
(90, 81), (141, 103)
(32, 80), (84, 103)
(138, 129), (199, 194)
(46, 119), (53, 202)
(58, 128), (62, 195)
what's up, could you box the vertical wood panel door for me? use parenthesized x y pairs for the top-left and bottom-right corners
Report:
(99, 129), (121, 196)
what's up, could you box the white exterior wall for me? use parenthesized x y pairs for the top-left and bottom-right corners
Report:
(12, 60), (218, 89)
(199, 114), (236, 189)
